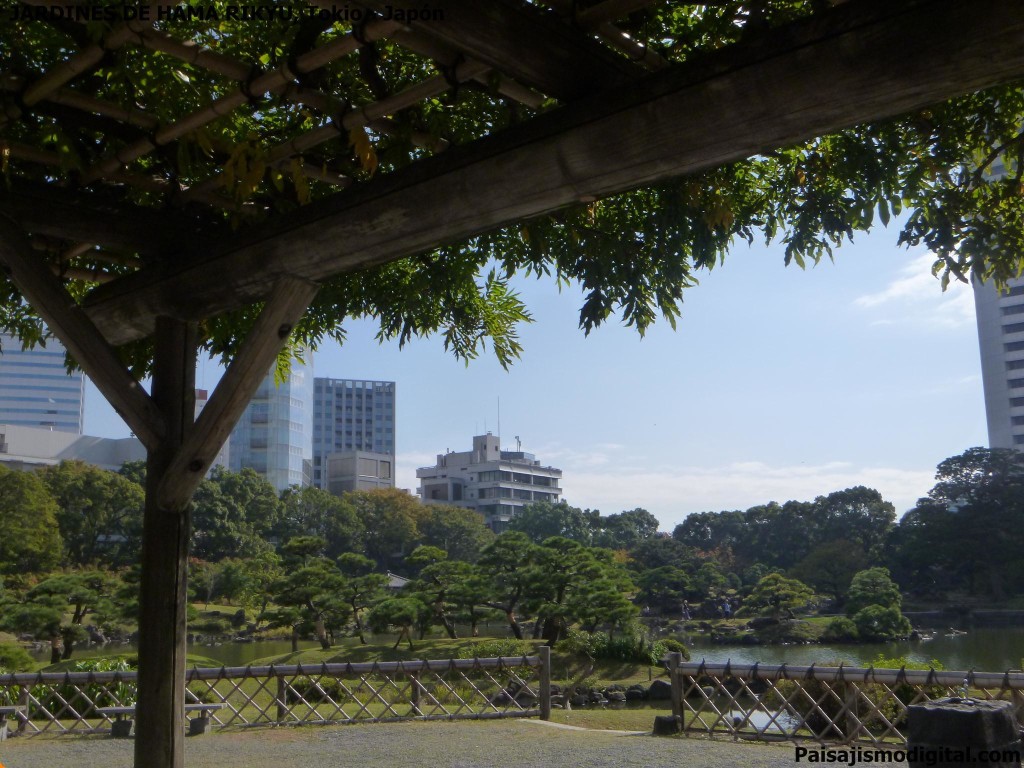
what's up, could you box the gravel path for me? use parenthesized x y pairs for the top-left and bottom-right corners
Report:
(0, 720), (818, 768)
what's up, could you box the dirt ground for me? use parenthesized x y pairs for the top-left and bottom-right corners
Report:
(0, 719), (838, 768)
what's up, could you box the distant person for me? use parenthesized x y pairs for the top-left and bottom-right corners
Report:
(722, 601), (732, 619)
(682, 601), (692, 620)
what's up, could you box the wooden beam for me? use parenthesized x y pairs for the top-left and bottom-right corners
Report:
(358, 0), (642, 100)
(134, 317), (195, 768)
(0, 213), (165, 450)
(155, 276), (318, 510)
(82, 0), (1024, 344)
(0, 181), (205, 255)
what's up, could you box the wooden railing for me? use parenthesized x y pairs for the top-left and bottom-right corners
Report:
(0, 649), (551, 736)
(665, 654), (1024, 746)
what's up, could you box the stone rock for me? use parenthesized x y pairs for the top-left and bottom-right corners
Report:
(625, 685), (647, 702)
(648, 679), (673, 701)
(606, 691), (627, 703)
(570, 694), (589, 707)
(652, 714), (682, 736)
(746, 616), (780, 630)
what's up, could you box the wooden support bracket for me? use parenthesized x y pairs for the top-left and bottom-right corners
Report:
(0, 213), (165, 450)
(155, 275), (318, 510)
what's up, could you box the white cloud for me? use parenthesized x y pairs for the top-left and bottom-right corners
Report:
(854, 252), (975, 329)
(558, 460), (935, 531)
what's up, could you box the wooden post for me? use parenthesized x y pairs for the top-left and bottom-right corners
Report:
(409, 672), (421, 715)
(276, 676), (288, 723)
(668, 652), (684, 722)
(134, 317), (196, 768)
(538, 646), (551, 721)
(17, 685), (29, 734)
(843, 682), (860, 742)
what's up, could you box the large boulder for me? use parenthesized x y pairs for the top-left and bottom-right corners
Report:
(625, 685), (647, 702)
(648, 679), (674, 701)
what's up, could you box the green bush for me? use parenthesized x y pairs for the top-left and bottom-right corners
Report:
(0, 643), (34, 673)
(190, 617), (232, 635)
(458, 639), (535, 659)
(559, 626), (688, 666)
(31, 657), (136, 718)
(852, 605), (912, 641)
(821, 617), (859, 642)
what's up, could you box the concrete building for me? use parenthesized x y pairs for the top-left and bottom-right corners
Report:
(416, 433), (562, 531)
(0, 423), (144, 472)
(0, 332), (84, 433)
(228, 357), (314, 493)
(320, 450), (394, 494)
(312, 378), (396, 493)
(195, 389), (230, 470)
(974, 275), (1024, 449)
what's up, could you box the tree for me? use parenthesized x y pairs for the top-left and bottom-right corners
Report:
(276, 486), (364, 559)
(509, 501), (593, 545)
(0, 465), (62, 575)
(810, 487), (895, 562)
(346, 489), (422, 570)
(791, 540), (869, 603)
(264, 559), (348, 651)
(745, 574), (815, 619)
(416, 505), (494, 563)
(592, 508), (660, 550)
(191, 468), (280, 562)
(38, 460), (145, 568)
(845, 567), (903, 616)
(336, 553), (388, 644)
(477, 532), (538, 639)
(26, 570), (118, 659)
(636, 566), (692, 614)
(367, 598), (426, 651)
(894, 448), (1024, 599)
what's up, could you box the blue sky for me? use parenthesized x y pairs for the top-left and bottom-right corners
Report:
(84, 225), (985, 531)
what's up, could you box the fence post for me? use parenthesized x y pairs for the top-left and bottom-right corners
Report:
(843, 682), (860, 742)
(410, 672), (421, 715)
(276, 676), (288, 724)
(539, 646), (551, 721)
(17, 684), (29, 734)
(668, 652), (684, 722)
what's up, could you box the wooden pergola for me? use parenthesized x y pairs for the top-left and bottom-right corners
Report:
(2, 0), (1023, 765)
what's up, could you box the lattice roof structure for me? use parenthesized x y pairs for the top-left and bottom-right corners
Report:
(3, 1), (1024, 766)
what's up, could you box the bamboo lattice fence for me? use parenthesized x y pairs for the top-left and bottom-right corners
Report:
(0, 650), (552, 736)
(666, 654), (1024, 748)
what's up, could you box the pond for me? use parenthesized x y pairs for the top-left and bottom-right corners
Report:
(684, 626), (1024, 672)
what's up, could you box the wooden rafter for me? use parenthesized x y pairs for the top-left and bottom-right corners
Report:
(0, 180), (208, 254)
(79, 0), (1024, 345)
(357, 0), (644, 100)
(0, 214), (165, 449)
(156, 276), (319, 510)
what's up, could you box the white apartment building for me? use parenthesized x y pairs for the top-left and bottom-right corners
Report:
(416, 433), (562, 531)
(0, 332), (84, 433)
(974, 275), (1024, 448)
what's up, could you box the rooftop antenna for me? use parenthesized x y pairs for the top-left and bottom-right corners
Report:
(515, 435), (521, 452)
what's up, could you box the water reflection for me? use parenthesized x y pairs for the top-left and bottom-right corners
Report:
(682, 627), (1024, 672)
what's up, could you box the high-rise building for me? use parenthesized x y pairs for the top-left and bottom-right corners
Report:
(195, 389), (229, 470)
(974, 276), (1024, 449)
(312, 378), (396, 493)
(228, 357), (313, 493)
(416, 433), (562, 531)
(0, 332), (84, 433)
